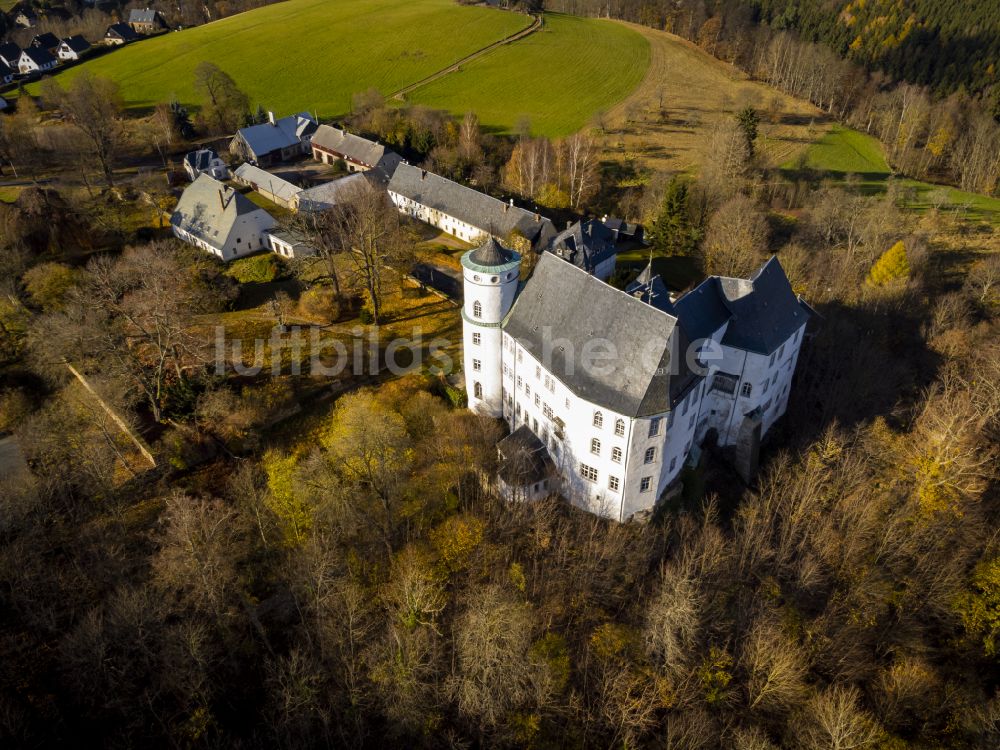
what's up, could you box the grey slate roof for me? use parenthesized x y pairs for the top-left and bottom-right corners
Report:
(294, 172), (369, 213)
(672, 256), (808, 354)
(106, 22), (139, 42)
(29, 32), (58, 50)
(547, 218), (617, 273)
(388, 163), (556, 248)
(503, 253), (699, 418)
(233, 163), (301, 203)
(171, 173), (271, 251)
(0, 43), (20, 67)
(235, 113), (316, 160)
(470, 236), (516, 267)
(497, 425), (555, 486)
(128, 8), (163, 24)
(60, 35), (90, 53)
(626, 261), (675, 314)
(184, 148), (220, 172)
(20, 46), (55, 66)
(311, 125), (402, 174)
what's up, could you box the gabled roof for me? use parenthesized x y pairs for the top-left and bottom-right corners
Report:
(20, 46), (55, 66)
(497, 425), (555, 486)
(626, 261), (675, 315)
(388, 163), (556, 248)
(233, 163), (301, 203)
(294, 172), (370, 212)
(548, 218), (617, 273)
(59, 35), (90, 53)
(128, 7), (163, 23)
(503, 253), (699, 418)
(106, 22), (139, 41)
(29, 32), (59, 49)
(0, 43), (21, 65)
(184, 148), (221, 171)
(311, 125), (402, 174)
(171, 173), (273, 251)
(672, 256), (809, 354)
(235, 113), (317, 159)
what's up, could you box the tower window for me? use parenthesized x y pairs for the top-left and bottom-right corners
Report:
(472, 332), (481, 345)
(473, 300), (482, 319)
(591, 438), (601, 455)
(593, 411), (603, 428)
(615, 418), (625, 436)
(640, 477), (652, 492)
(648, 417), (660, 437)
(644, 447), (656, 464)
(473, 382), (483, 398)
(472, 359), (481, 372)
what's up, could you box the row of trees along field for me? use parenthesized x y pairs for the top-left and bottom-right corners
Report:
(545, 0), (1000, 196)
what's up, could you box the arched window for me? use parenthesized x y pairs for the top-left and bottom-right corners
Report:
(473, 300), (482, 319)
(474, 382), (483, 398)
(615, 418), (625, 436)
(593, 411), (603, 428)
(591, 438), (601, 455)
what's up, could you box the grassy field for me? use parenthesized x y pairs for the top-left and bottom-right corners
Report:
(783, 124), (1000, 222)
(36, 0), (530, 115)
(599, 22), (826, 176)
(408, 14), (649, 137)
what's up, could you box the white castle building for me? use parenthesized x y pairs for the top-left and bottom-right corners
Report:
(461, 238), (812, 521)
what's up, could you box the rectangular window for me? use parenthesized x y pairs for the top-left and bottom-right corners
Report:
(534, 394), (540, 407)
(769, 352), (776, 367)
(580, 463), (598, 483)
(762, 379), (769, 395)
(525, 384), (531, 397)
(472, 359), (481, 372)
(741, 382), (753, 397)
(649, 417), (661, 437)
(472, 332), (481, 345)
(644, 447), (656, 464)
(611, 446), (622, 463)
(608, 476), (620, 492)
(516, 376), (522, 389)
(518, 350), (523, 363)
(503, 364), (511, 377)
(535, 365), (541, 379)
(669, 457), (677, 472)
(565, 398), (571, 409)
(640, 477), (652, 492)
(779, 343), (785, 358)
(543, 403), (553, 419)
(688, 413), (695, 429)
(772, 372), (778, 386)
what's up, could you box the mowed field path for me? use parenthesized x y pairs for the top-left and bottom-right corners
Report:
(602, 22), (827, 174)
(40, 0), (531, 116)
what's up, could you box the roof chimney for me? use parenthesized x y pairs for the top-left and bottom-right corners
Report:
(420, 169), (427, 180)
(267, 111), (276, 125)
(534, 212), (540, 223)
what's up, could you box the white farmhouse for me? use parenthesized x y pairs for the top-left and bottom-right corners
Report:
(310, 125), (403, 176)
(462, 240), (811, 521)
(233, 163), (301, 209)
(388, 163), (556, 249)
(17, 47), (57, 74)
(56, 35), (91, 61)
(171, 174), (275, 261)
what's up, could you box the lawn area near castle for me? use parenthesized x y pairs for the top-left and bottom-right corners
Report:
(407, 13), (650, 136)
(33, 0), (530, 116)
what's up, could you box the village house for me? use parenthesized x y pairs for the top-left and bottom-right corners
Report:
(546, 218), (619, 281)
(266, 228), (316, 259)
(183, 148), (229, 181)
(105, 23), (139, 46)
(29, 32), (59, 53)
(233, 163), (301, 209)
(0, 43), (21, 69)
(230, 112), (317, 167)
(310, 124), (403, 176)
(291, 171), (370, 213)
(462, 239), (811, 521)
(17, 46), (56, 74)
(387, 163), (556, 249)
(56, 35), (91, 61)
(127, 8), (168, 34)
(171, 174), (276, 261)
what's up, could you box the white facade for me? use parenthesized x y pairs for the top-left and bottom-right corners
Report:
(17, 50), (56, 74)
(463, 249), (809, 521)
(391, 191), (489, 245)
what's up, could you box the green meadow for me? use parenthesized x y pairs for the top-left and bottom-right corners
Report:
(408, 13), (650, 136)
(36, 0), (530, 116)
(784, 124), (1000, 223)
(32, 2), (649, 136)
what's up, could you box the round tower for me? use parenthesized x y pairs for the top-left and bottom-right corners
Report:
(460, 237), (521, 417)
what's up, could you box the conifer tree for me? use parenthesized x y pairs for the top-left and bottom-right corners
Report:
(649, 177), (698, 257)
